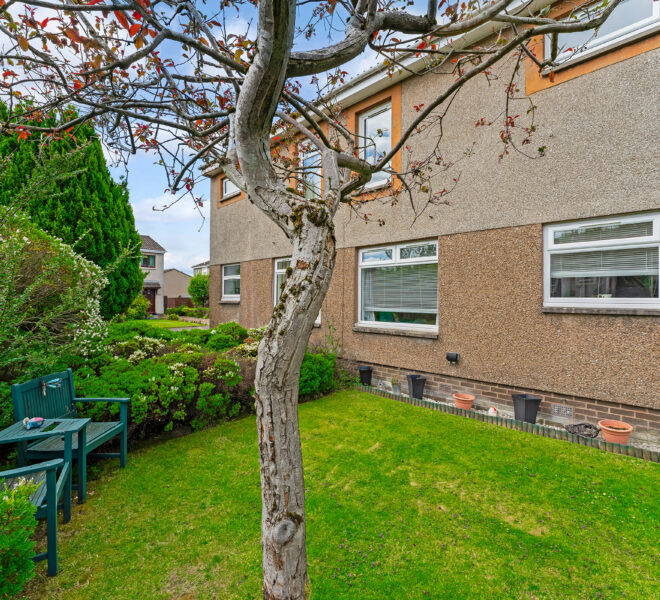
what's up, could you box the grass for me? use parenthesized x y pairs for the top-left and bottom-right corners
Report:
(25, 390), (660, 600)
(142, 319), (202, 329)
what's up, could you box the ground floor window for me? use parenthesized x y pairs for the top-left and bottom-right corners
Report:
(358, 240), (438, 330)
(222, 264), (240, 300)
(544, 213), (659, 309)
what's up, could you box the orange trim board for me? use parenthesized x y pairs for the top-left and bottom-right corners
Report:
(526, 31), (660, 95)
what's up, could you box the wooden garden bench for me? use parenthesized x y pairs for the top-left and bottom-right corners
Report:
(12, 369), (129, 504)
(0, 418), (82, 576)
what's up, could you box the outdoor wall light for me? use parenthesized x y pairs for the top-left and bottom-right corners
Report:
(446, 352), (460, 364)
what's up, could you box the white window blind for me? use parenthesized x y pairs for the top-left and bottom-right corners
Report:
(551, 248), (658, 278)
(554, 220), (654, 245)
(359, 241), (438, 329)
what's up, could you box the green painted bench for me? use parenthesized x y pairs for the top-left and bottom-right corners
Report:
(0, 419), (79, 576)
(12, 369), (129, 504)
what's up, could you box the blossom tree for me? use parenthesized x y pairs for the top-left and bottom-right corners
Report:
(0, 0), (624, 597)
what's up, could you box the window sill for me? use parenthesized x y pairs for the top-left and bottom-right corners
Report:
(220, 298), (240, 304)
(352, 324), (438, 339)
(543, 306), (660, 317)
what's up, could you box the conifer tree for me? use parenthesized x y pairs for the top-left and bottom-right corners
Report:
(0, 105), (143, 319)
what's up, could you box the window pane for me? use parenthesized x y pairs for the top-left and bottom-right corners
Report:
(303, 152), (321, 200)
(361, 248), (392, 263)
(361, 103), (392, 185)
(550, 247), (659, 299)
(554, 221), (653, 244)
(223, 178), (239, 197)
(400, 243), (437, 260)
(224, 264), (240, 277)
(223, 278), (240, 296)
(361, 263), (438, 325)
(548, 0), (655, 59)
(275, 258), (291, 270)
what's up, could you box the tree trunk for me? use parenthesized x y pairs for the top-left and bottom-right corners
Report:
(254, 210), (336, 600)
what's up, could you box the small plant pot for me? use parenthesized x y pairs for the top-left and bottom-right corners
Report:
(511, 394), (542, 424)
(453, 393), (475, 410)
(392, 384), (401, 396)
(406, 374), (426, 399)
(598, 419), (633, 445)
(358, 366), (372, 386)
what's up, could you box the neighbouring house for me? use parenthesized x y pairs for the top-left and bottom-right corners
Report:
(139, 234), (166, 314)
(164, 268), (193, 309)
(204, 2), (660, 442)
(192, 260), (210, 276)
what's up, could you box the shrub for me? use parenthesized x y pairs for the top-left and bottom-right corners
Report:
(0, 479), (39, 599)
(125, 294), (150, 320)
(0, 207), (106, 416)
(299, 352), (336, 397)
(188, 273), (209, 307)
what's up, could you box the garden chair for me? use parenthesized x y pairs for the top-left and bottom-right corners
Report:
(12, 368), (129, 504)
(0, 423), (75, 576)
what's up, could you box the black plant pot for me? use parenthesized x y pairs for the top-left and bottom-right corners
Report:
(358, 366), (373, 386)
(406, 374), (426, 400)
(511, 394), (542, 424)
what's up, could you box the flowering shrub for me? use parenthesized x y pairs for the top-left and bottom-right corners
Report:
(0, 208), (107, 428)
(0, 478), (39, 599)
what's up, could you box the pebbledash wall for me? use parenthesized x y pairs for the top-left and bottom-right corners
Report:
(207, 42), (660, 442)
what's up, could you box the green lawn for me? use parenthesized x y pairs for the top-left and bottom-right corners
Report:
(143, 319), (203, 329)
(26, 391), (660, 600)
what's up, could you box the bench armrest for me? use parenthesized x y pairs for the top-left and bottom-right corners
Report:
(74, 397), (130, 404)
(1, 458), (64, 479)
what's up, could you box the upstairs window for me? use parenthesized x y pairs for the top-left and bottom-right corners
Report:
(302, 151), (322, 200)
(359, 241), (438, 330)
(222, 264), (241, 300)
(359, 102), (392, 188)
(141, 254), (155, 268)
(274, 258), (321, 325)
(222, 178), (240, 200)
(546, 0), (660, 66)
(544, 214), (660, 309)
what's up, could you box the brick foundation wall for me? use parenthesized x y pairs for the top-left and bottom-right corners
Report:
(338, 358), (660, 445)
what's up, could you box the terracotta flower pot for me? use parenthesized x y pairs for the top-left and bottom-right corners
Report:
(598, 419), (633, 445)
(453, 393), (475, 410)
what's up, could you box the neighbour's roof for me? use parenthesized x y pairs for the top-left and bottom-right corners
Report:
(192, 260), (210, 268)
(140, 234), (166, 253)
(164, 268), (191, 277)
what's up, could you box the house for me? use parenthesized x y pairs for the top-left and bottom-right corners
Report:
(192, 260), (210, 276)
(204, 2), (660, 442)
(139, 234), (166, 314)
(163, 268), (192, 309)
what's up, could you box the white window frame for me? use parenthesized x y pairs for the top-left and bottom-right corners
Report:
(545, 1), (660, 69)
(358, 101), (392, 190)
(543, 213), (660, 310)
(357, 240), (439, 332)
(222, 263), (241, 301)
(222, 177), (240, 200)
(274, 257), (321, 325)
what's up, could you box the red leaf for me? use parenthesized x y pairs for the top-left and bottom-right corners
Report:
(73, 80), (83, 90)
(114, 11), (130, 30)
(417, 41), (427, 50)
(40, 18), (49, 28)
(129, 23), (140, 37)
(87, 0), (104, 4)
